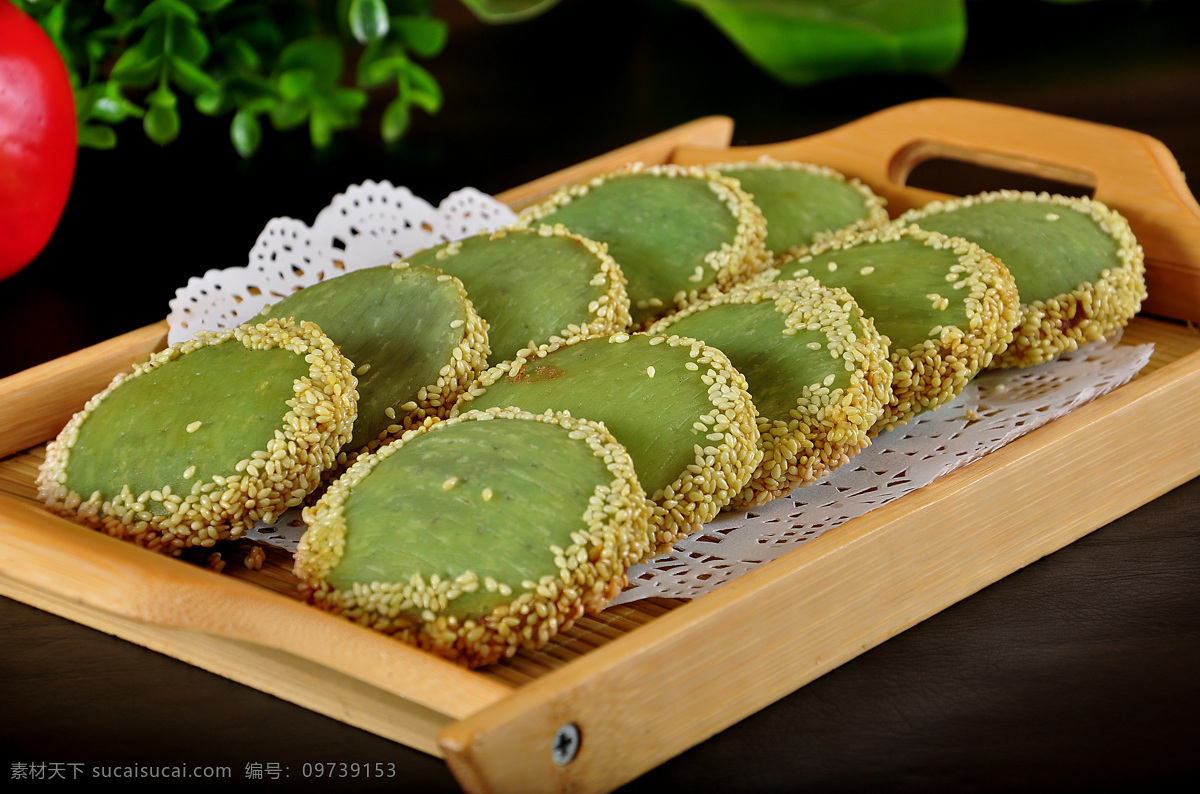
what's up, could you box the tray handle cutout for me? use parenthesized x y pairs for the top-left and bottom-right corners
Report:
(896, 140), (1096, 199)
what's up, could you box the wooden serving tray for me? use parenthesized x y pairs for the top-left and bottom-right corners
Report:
(3, 99), (1200, 793)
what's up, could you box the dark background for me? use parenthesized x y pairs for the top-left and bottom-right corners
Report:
(3, 0), (1199, 791)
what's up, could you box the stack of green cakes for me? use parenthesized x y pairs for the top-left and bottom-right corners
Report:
(39, 156), (1146, 668)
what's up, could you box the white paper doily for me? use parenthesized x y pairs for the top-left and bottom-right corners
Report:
(166, 181), (517, 345)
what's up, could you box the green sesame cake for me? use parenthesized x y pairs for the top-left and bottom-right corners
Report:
(768, 224), (1020, 433)
(714, 158), (889, 256)
(257, 263), (489, 454)
(649, 278), (893, 508)
(37, 319), (357, 554)
(403, 224), (631, 365)
(294, 407), (651, 667)
(895, 190), (1146, 368)
(516, 163), (769, 328)
(454, 332), (762, 555)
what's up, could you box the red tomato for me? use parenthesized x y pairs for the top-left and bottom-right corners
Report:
(0, 1), (77, 280)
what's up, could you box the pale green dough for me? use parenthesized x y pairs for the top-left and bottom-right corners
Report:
(774, 237), (969, 351)
(465, 336), (716, 496)
(909, 199), (1122, 299)
(664, 300), (854, 420)
(406, 230), (616, 365)
(330, 418), (610, 619)
(720, 166), (874, 254)
(259, 265), (469, 447)
(539, 175), (740, 325)
(64, 343), (304, 511)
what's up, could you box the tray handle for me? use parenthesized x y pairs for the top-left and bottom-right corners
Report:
(672, 98), (1200, 324)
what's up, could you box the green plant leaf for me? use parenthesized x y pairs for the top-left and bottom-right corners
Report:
(169, 19), (211, 64)
(136, 0), (200, 27)
(458, 0), (561, 23)
(74, 84), (109, 122)
(270, 98), (309, 130)
(392, 15), (448, 57)
(88, 81), (145, 123)
(402, 60), (442, 113)
(134, 16), (166, 55)
(381, 96), (411, 143)
(78, 123), (119, 150)
(278, 68), (317, 99)
(195, 83), (229, 115)
(38, 0), (70, 59)
(205, 77), (279, 120)
(230, 109), (263, 157)
(144, 86), (181, 144)
(31, 0), (492, 154)
(218, 37), (264, 72)
(240, 94), (279, 116)
(278, 37), (343, 85)
(355, 38), (383, 85)
(309, 108), (335, 148)
(361, 51), (408, 87)
(677, 0), (967, 87)
(85, 36), (113, 78)
(325, 86), (369, 117)
(170, 55), (219, 95)
(348, 0), (390, 43)
(109, 45), (162, 87)
(148, 83), (178, 109)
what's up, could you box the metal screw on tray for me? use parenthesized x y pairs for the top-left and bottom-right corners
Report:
(552, 723), (581, 765)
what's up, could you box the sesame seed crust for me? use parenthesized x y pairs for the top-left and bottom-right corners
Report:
(649, 278), (893, 508)
(712, 156), (890, 252)
(404, 223), (632, 362)
(293, 407), (651, 668)
(357, 263), (490, 451)
(259, 262), (490, 462)
(37, 319), (358, 555)
(769, 224), (1020, 433)
(515, 162), (770, 328)
(895, 190), (1147, 368)
(454, 333), (763, 556)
